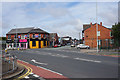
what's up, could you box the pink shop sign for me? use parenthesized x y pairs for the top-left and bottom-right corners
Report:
(19, 39), (27, 42)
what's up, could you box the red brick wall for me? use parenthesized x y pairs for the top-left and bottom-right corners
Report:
(84, 22), (112, 48)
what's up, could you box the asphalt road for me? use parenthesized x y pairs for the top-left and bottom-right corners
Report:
(8, 47), (119, 78)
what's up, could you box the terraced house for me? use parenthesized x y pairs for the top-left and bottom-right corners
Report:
(6, 27), (49, 49)
(82, 22), (113, 48)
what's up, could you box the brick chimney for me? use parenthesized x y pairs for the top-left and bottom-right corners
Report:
(100, 22), (102, 26)
(90, 22), (92, 26)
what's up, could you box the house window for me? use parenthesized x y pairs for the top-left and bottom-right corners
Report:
(110, 39), (114, 44)
(38, 34), (41, 38)
(21, 35), (25, 39)
(8, 35), (11, 39)
(27, 34), (29, 38)
(14, 35), (17, 39)
(110, 32), (113, 37)
(33, 34), (35, 38)
(97, 31), (100, 36)
(46, 34), (48, 38)
(98, 40), (101, 45)
(43, 34), (45, 38)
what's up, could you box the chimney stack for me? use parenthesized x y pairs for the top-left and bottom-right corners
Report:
(90, 22), (92, 26)
(100, 22), (102, 26)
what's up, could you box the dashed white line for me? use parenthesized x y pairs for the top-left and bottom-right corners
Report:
(74, 57), (101, 63)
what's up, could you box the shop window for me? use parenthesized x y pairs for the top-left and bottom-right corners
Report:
(21, 35), (25, 39)
(21, 43), (24, 47)
(44, 40), (46, 46)
(8, 35), (11, 39)
(32, 41), (36, 46)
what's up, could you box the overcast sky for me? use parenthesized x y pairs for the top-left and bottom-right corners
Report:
(1, 1), (118, 39)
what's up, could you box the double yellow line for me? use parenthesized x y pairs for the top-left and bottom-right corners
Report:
(13, 63), (33, 80)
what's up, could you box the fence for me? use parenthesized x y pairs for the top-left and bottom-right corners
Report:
(98, 39), (120, 51)
(1, 53), (18, 75)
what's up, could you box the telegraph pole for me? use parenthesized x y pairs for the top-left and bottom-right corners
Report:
(15, 25), (17, 49)
(96, 0), (98, 53)
(79, 32), (80, 44)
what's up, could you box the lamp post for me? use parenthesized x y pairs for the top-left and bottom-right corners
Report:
(14, 25), (17, 49)
(96, 0), (98, 53)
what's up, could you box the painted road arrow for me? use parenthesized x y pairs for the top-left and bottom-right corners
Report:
(31, 59), (48, 65)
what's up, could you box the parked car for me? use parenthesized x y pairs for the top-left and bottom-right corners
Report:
(57, 44), (61, 47)
(54, 44), (58, 48)
(71, 44), (75, 47)
(76, 44), (90, 49)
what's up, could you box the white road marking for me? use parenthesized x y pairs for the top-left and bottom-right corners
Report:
(74, 57), (101, 63)
(24, 76), (29, 79)
(29, 72), (34, 75)
(39, 77), (46, 80)
(33, 74), (39, 77)
(37, 66), (63, 76)
(31, 59), (48, 65)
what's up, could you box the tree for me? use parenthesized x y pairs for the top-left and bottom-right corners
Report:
(112, 22), (120, 48)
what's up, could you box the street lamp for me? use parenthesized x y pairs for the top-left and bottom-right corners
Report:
(96, 0), (98, 53)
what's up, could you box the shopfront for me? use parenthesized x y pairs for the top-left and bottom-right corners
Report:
(19, 39), (28, 49)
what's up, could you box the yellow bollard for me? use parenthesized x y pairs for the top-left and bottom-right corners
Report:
(18, 47), (19, 50)
(5, 49), (7, 53)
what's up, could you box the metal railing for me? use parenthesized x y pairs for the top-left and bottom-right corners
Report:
(1, 53), (18, 75)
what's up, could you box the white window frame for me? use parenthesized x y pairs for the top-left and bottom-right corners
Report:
(38, 34), (41, 38)
(97, 31), (100, 36)
(21, 35), (25, 39)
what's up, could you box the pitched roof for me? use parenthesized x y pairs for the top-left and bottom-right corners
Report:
(6, 27), (49, 34)
(29, 28), (49, 34)
(82, 23), (112, 31)
(7, 27), (34, 34)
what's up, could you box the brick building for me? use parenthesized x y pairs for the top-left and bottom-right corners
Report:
(82, 22), (113, 48)
(49, 33), (59, 46)
(6, 27), (49, 49)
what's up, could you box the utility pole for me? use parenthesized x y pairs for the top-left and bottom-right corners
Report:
(96, 0), (98, 53)
(15, 25), (17, 49)
(79, 32), (80, 44)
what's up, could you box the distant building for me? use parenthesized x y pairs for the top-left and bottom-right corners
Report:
(49, 33), (59, 46)
(6, 27), (49, 49)
(82, 22), (113, 48)
(61, 36), (72, 45)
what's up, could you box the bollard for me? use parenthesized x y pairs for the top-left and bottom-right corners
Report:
(12, 55), (15, 71)
(5, 48), (7, 53)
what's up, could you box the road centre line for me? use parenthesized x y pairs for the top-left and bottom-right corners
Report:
(36, 66), (63, 76)
(74, 57), (101, 63)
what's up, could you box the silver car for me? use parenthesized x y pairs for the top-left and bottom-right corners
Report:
(76, 44), (90, 49)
